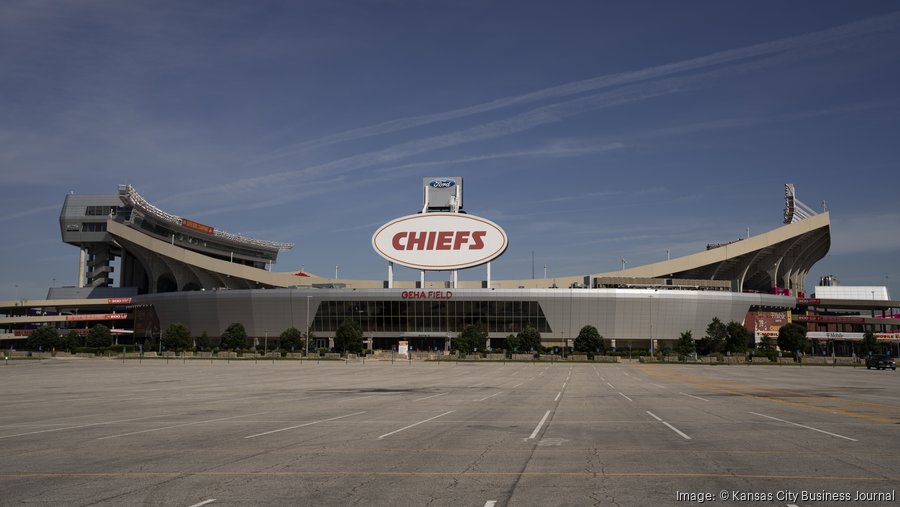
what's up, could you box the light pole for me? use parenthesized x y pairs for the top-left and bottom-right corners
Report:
(305, 295), (311, 356)
(335, 265), (339, 281)
(649, 293), (653, 355)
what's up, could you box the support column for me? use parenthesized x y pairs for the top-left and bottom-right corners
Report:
(486, 262), (491, 289)
(388, 262), (394, 289)
(77, 248), (86, 288)
(420, 270), (425, 288)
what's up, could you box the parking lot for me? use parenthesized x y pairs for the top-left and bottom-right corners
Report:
(0, 358), (897, 506)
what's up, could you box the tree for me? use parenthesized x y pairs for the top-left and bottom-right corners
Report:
(859, 331), (880, 357)
(334, 318), (363, 354)
(517, 325), (542, 353)
(86, 324), (113, 348)
(504, 333), (520, 353)
(573, 325), (605, 354)
(279, 327), (303, 351)
(60, 330), (80, 351)
(195, 331), (211, 351)
(756, 335), (777, 360)
(162, 323), (192, 352)
(27, 326), (59, 351)
(725, 321), (751, 353)
(698, 317), (727, 355)
(777, 323), (808, 358)
(220, 322), (248, 351)
(676, 330), (695, 360)
(455, 325), (486, 354)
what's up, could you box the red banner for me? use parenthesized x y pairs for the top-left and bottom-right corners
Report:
(180, 218), (214, 235)
(794, 315), (865, 324)
(65, 314), (129, 322)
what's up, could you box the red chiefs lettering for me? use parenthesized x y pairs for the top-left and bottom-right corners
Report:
(392, 230), (486, 251)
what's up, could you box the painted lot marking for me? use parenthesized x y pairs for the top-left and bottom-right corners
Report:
(484, 501), (497, 507)
(646, 411), (691, 440)
(0, 414), (173, 440)
(618, 392), (633, 402)
(528, 410), (552, 440)
(469, 382), (485, 388)
(562, 382), (567, 389)
(554, 392), (561, 402)
(378, 411), (454, 440)
(650, 383), (666, 389)
(100, 412), (268, 440)
(606, 382), (615, 389)
(413, 393), (447, 402)
(476, 392), (502, 402)
(680, 392), (710, 402)
(245, 412), (366, 439)
(512, 382), (524, 388)
(750, 412), (857, 442)
(188, 500), (216, 507)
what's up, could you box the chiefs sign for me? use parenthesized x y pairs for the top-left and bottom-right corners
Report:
(372, 213), (508, 270)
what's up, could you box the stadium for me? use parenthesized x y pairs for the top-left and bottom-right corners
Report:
(1, 179), (897, 354)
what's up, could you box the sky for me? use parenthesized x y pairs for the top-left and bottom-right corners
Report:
(2, 0), (900, 300)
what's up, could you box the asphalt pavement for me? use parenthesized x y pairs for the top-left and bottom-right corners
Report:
(0, 358), (897, 506)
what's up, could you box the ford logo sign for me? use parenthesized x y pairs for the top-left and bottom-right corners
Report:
(429, 179), (456, 188)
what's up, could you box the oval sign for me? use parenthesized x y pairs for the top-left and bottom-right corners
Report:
(429, 178), (456, 188)
(372, 213), (508, 270)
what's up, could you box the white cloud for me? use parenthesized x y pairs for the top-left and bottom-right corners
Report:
(248, 11), (900, 162)
(0, 204), (59, 223)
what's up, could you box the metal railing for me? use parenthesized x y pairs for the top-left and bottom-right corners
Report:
(117, 184), (293, 251)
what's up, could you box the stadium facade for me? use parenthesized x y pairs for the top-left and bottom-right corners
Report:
(6, 180), (897, 353)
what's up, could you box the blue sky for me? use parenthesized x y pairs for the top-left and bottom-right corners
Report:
(2, 1), (900, 300)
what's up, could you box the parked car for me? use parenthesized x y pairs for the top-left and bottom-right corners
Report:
(865, 354), (896, 370)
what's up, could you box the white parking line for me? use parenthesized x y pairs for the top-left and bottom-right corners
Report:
(188, 499), (216, 507)
(680, 392), (710, 402)
(0, 414), (173, 440)
(554, 392), (561, 402)
(528, 410), (552, 440)
(413, 393), (447, 402)
(378, 411), (454, 439)
(650, 383), (666, 389)
(469, 382), (485, 388)
(606, 382), (615, 389)
(484, 501), (497, 507)
(245, 412), (366, 439)
(618, 392), (633, 402)
(476, 392), (502, 402)
(750, 412), (858, 442)
(562, 382), (567, 389)
(100, 412), (268, 440)
(646, 411), (691, 440)
(511, 382), (524, 388)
